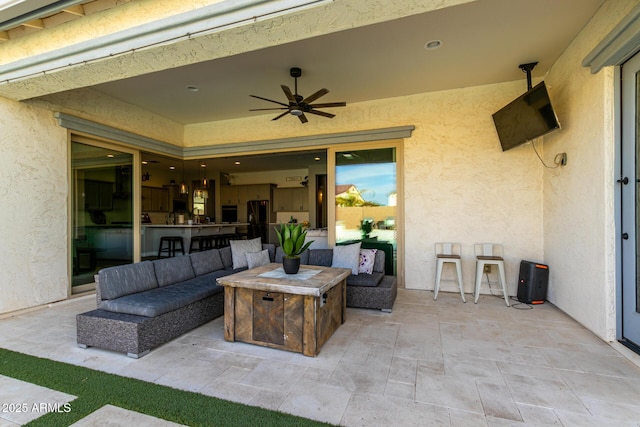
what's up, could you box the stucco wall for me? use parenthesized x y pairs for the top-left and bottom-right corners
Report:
(543, 0), (636, 341)
(0, 96), (68, 314)
(27, 88), (184, 146)
(404, 83), (545, 294)
(186, 81), (545, 295)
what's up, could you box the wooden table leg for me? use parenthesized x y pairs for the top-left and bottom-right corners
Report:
(224, 286), (236, 342)
(302, 295), (317, 357)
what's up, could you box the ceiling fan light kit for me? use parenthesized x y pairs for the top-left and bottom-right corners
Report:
(250, 67), (346, 123)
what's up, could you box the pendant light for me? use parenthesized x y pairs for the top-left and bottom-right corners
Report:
(193, 164), (202, 199)
(194, 163), (206, 199)
(179, 161), (188, 195)
(202, 162), (207, 187)
(141, 160), (150, 181)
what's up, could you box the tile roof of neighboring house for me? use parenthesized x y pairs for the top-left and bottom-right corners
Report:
(335, 184), (356, 195)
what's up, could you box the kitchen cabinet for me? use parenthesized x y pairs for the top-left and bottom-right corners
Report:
(273, 187), (308, 211)
(220, 185), (239, 205)
(221, 184), (274, 223)
(239, 184), (272, 201)
(273, 188), (287, 211)
(85, 180), (113, 211)
(291, 187), (308, 211)
(142, 186), (169, 212)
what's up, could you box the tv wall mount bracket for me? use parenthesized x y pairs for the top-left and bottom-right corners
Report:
(519, 62), (538, 90)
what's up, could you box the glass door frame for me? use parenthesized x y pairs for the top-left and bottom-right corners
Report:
(618, 52), (640, 350)
(69, 134), (141, 294)
(327, 139), (404, 286)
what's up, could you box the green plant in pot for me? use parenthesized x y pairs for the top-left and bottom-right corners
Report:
(275, 223), (314, 274)
(360, 219), (373, 239)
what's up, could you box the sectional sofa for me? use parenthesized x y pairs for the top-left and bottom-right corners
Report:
(77, 241), (396, 358)
(76, 244), (271, 358)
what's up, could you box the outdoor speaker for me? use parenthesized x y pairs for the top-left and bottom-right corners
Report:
(517, 260), (549, 304)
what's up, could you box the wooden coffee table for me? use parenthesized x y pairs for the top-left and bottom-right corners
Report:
(216, 263), (350, 357)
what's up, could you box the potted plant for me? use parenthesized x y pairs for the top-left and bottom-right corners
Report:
(360, 219), (373, 239)
(275, 223), (314, 274)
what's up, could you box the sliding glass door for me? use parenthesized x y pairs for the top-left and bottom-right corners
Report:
(71, 139), (138, 291)
(329, 143), (402, 277)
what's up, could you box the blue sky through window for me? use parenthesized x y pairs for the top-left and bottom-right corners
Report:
(336, 163), (396, 206)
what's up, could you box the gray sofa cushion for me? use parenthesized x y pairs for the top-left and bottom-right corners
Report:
(331, 243), (361, 275)
(198, 269), (235, 282)
(230, 237), (262, 269)
(262, 243), (276, 262)
(306, 248), (386, 276)
(308, 249), (333, 267)
(189, 249), (224, 276)
(152, 256), (195, 287)
(219, 246), (233, 269)
(347, 271), (385, 287)
(99, 276), (223, 317)
(98, 261), (158, 300)
(246, 249), (270, 269)
(373, 250), (386, 274)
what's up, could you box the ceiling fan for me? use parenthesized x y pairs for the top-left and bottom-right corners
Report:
(249, 67), (346, 123)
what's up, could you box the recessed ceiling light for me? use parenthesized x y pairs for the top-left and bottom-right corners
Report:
(169, 166), (176, 170)
(424, 40), (442, 50)
(107, 154), (114, 158)
(186, 85), (199, 92)
(234, 161), (241, 165)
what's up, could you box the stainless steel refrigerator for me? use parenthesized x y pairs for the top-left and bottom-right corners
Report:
(247, 200), (269, 242)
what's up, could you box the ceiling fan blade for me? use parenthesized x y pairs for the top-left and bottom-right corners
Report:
(249, 94), (289, 107)
(298, 113), (308, 123)
(302, 88), (329, 104)
(281, 85), (297, 103)
(272, 111), (290, 121)
(308, 102), (346, 108)
(307, 109), (335, 119)
(249, 107), (288, 111)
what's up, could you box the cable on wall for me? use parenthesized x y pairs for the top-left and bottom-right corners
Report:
(531, 138), (567, 169)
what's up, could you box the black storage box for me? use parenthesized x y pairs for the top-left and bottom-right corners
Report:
(517, 260), (549, 304)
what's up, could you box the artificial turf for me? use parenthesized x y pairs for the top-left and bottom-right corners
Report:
(0, 348), (335, 426)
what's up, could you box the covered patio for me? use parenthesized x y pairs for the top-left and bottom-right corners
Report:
(1, 289), (640, 426)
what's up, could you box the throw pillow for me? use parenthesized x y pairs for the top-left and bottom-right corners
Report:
(245, 249), (270, 269)
(230, 237), (262, 270)
(331, 242), (361, 275)
(358, 248), (378, 274)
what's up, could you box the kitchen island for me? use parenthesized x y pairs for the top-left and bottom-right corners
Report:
(141, 223), (248, 257)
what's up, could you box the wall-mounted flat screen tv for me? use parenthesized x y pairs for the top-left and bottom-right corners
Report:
(492, 81), (561, 151)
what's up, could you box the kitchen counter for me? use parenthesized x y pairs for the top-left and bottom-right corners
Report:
(305, 228), (329, 249)
(141, 223), (248, 257)
(142, 223), (248, 228)
(267, 225), (329, 249)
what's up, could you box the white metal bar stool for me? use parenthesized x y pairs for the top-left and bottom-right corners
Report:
(434, 242), (466, 302)
(473, 243), (510, 306)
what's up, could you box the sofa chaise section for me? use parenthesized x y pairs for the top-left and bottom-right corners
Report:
(275, 246), (397, 312)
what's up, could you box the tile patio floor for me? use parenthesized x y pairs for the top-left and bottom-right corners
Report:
(1, 289), (640, 426)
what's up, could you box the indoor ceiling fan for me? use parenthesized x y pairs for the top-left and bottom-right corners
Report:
(249, 67), (346, 123)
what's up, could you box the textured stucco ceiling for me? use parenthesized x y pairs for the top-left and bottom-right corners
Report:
(0, 0), (605, 125)
(90, 0), (607, 124)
